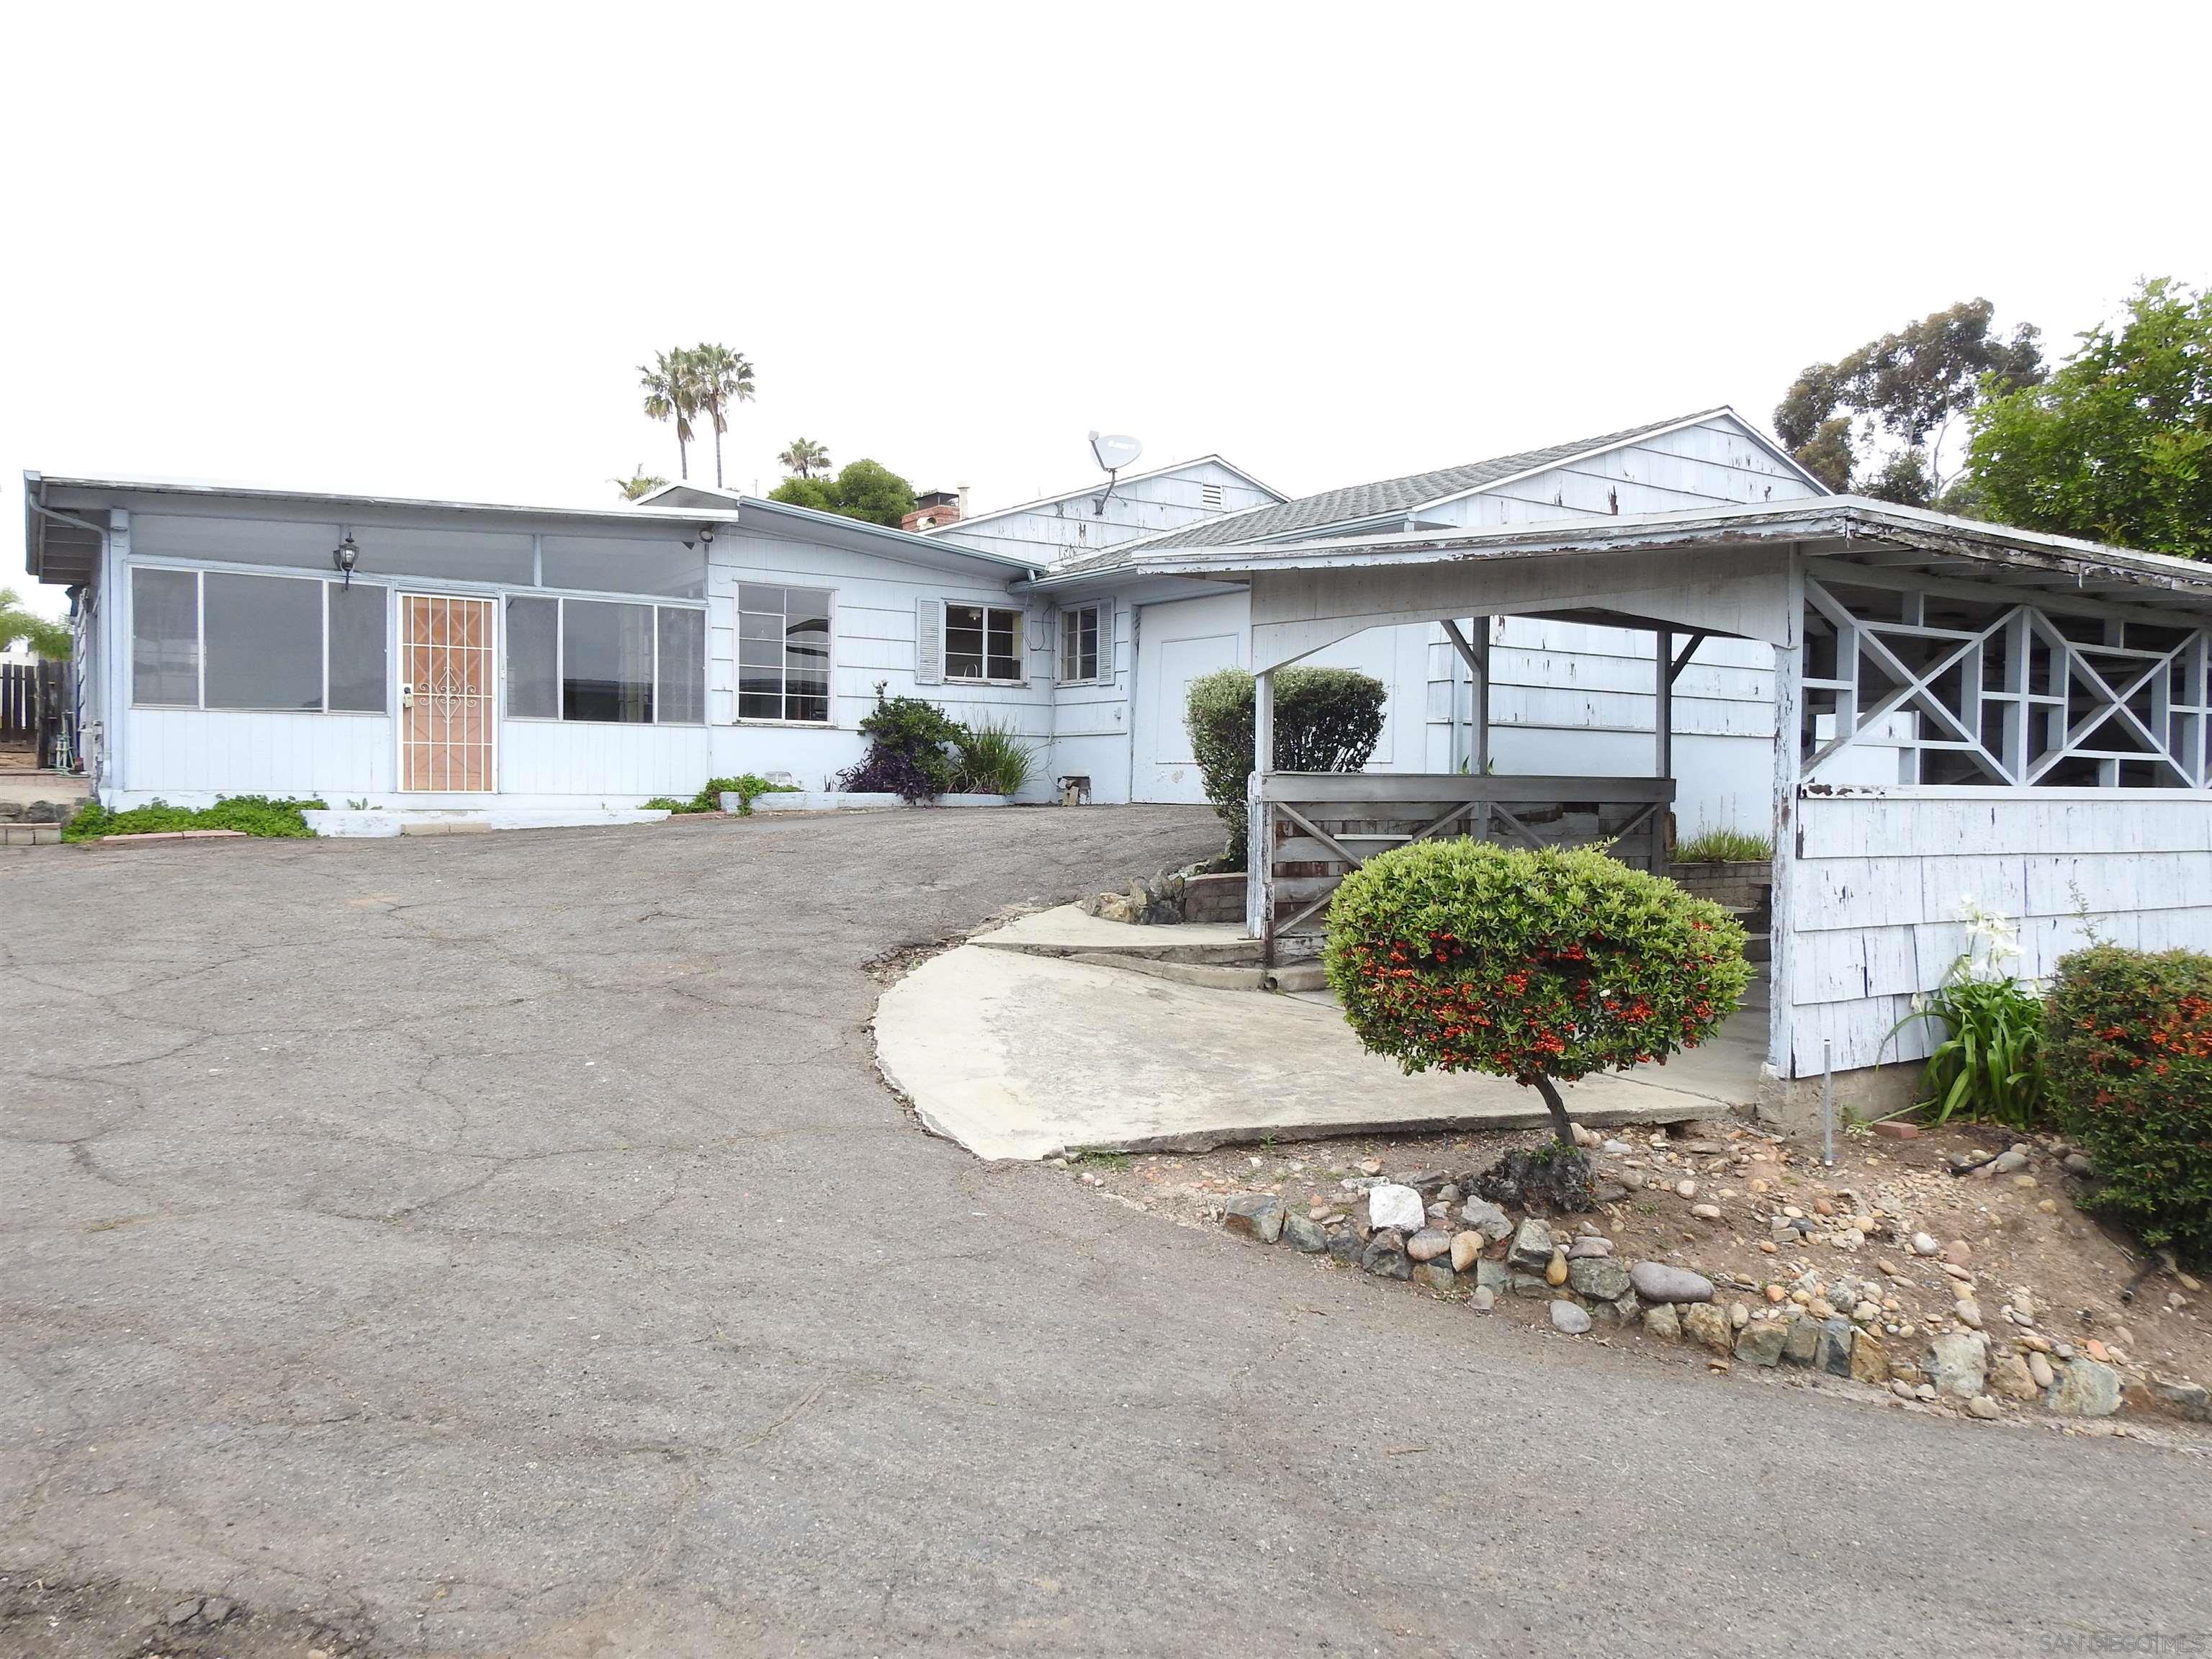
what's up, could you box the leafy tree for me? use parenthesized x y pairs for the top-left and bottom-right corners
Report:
(638, 347), (703, 480)
(1966, 279), (2212, 559)
(770, 459), (918, 528)
(778, 437), (831, 480)
(0, 587), (71, 659)
(691, 343), (756, 489)
(824, 459), (917, 527)
(768, 475), (837, 513)
(1186, 667), (1387, 868)
(1775, 299), (2044, 503)
(611, 464), (667, 502)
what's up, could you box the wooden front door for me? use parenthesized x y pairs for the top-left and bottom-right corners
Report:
(398, 593), (497, 792)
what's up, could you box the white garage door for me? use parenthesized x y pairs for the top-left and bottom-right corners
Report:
(1132, 593), (1248, 803)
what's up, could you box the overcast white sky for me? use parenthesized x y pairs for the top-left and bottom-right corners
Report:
(6, 2), (2208, 619)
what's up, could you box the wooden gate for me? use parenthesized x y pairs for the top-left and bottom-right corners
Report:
(398, 594), (497, 792)
(1252, 772), (1674, 956)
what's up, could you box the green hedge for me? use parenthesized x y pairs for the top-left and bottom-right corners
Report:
(1187, 667), (1386, 869)
(2044, 945), (2212, 1259)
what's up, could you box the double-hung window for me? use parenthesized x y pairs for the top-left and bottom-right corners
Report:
(1058, 603), (1105, 685)
(737, 583), (832, 722)
(945, 603), (1024, 683)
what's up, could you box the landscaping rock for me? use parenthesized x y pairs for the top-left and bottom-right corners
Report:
(1475, 1259), (1509, 1294)
(1361, 1228), (1413, 1280)
(1414, 1261), (1457, 1295)
(1965, 1394), (2002, 1421)
(1326, 1230), (1364, 1267)
(1814, 1318), (1856, 1377)
(1987, 1354), (2038, 1401)
(1545, 1249), (1570, 1287)
(1682, 1303), (1734, 1356)
(2149, 1376), (2210, 1422)
(1282, 1213), (1329, 1254)
(1735, 1321), (1789, 1367)
(1550, 1300), (1592, 1334)
(1475, 1146), (1599, 1215)
(2026, 1352), (2056, 1391)
(1509, 1272), (1553, 1300)
(2048, 1358), (2123, 1419)
(1449, 1231), (1483, 1273)
(1849, 1328), (1889, 1386)
(1783, 1318), (1821, 1367)
(1925, 1331), (1989, 1400)
(1567, 1256), (1633, 1302)
(1566, 1236), (1613, 1259)
(1457, 1197), (1514, 1241)
(1223, 1194), (1285, 1243)
(1367, 1184), (1426, 1233)
(1642, 1303), (1681, 1343)
(1469, 1285), (1496, 1311)
(1406, 1228), (1452, 1263)
(1508, 1217), (1557, 1271)
(1629, 1262), (1714, 1304)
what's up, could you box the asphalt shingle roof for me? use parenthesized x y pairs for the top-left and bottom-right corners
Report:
(1047, 408), (1730, 575)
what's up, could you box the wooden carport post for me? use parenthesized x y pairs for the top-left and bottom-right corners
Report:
(1246, 667), (1275, 952)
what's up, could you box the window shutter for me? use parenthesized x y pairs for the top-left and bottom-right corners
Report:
(915, 598), (943, 685)
(1099, 597), (1115, 684)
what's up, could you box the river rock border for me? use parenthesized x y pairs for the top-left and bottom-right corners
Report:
(1221, 1170), (2207, 1429)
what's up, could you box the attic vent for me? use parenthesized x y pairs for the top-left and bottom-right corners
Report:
(1200, 482), (1224, 511)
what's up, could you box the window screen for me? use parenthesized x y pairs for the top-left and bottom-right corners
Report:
(505, 595), (559, 718)
(737, 584), (831, 722)
(204, 573), (323, 710)
(946, 603), (1022, 682)
(562, 599), (655, 723)
(327, 584), (388, 712)
(131, 567), (199, 706)
(656, 607), (706, 724)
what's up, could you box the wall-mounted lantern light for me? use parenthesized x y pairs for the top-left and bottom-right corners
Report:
(333, 533), (360, 588)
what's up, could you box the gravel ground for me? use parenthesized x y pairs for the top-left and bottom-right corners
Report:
(3, 806), (2209, 1658)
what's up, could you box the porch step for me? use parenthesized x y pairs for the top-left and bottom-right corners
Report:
(1267, 961), (1331, 994)
(302, 807), (673, 839)
(968, 904), (1264, 968)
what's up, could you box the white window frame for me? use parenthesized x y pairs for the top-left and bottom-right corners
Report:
(734, 582), (836, 726)
(943, 601), (1026, 686)
(501, 592), (709, 727)
(1057, 601), (1107, 686)
(125, 562), (391, 716)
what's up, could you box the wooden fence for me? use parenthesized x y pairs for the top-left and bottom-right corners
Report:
(1251, 772), (1675, 956)
(1, 660), (73, 768)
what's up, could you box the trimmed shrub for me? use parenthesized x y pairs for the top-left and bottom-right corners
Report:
(2044, 945), (2212, 1259)
(63, 795), (326, 841)
(1187, 666), (1386, 868)
(1323, 840), (1751, 1144)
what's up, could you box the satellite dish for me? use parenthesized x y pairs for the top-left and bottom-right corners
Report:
(1089, 432), (1143, 473)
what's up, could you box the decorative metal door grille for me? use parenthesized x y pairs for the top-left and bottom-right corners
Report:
(400, 593), (496, 792)
(1802, 574), (2211, 788)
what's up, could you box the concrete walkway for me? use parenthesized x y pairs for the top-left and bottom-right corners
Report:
(878, 937), (1766, 1159)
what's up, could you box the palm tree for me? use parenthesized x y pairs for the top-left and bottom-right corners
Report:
(691, 343), (757, 489)
(639, 348), (702, 480)
(778, 437), (831, 480)
(611, 465), (668, 503)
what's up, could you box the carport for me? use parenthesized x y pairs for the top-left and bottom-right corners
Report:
(1110, 497), (2212, 1106)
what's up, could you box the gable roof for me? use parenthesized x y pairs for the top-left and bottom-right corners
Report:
(1044, 408), (1824, 577)
(919, 453), (1285, 537)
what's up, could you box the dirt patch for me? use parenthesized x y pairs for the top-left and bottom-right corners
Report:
(0, 1573), (378, 1659)
(1063, 1117), (2212, 1432)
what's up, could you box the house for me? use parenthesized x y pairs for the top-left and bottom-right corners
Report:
(931, 407), (1823, 834)
(19, 409), (1819, 831)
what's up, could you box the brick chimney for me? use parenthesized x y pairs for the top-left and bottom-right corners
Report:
(902, 489), (963, 534)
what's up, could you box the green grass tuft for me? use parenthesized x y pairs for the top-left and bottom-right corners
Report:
(1676, 827), (1773, 863)
(63, 795), (327, 842)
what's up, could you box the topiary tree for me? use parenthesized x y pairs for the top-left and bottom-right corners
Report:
(1323, 840), (1752, 1154)
(1186, 666), (1386, 869)
(2044, 944), (2212, 1260)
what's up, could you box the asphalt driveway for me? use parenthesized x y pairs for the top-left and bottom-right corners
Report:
(3, 809), (2207, 1658)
